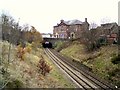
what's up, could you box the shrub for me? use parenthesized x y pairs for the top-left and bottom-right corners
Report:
(54, 41), (70, 52)
(54, 41), (63, 50)
(111, 55), (120, 64)
(16, 45), (26, 60)
(107, 68), (120, 88)
(6, 79), (24, 88)
(37, 56), (52, 76)
(25, 45), (32, 53)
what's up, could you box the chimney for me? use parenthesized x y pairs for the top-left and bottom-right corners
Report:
(85, 18), (87, 22)
(60, 19), (64, 23)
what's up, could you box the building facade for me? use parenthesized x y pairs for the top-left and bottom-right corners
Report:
(53, 18), (89, 39)
(92, 22), (118, 44)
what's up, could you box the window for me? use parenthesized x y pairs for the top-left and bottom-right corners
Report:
(76, 28), (77, 31)
(61, 29), (63, 31)
(61, 25), (64, 31)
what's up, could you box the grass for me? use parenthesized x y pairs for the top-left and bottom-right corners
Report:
(40, 48), (75, 88)
(60, 41), (119, 87)
(0, 41), (75, 88)
(61, 41), (86, 62)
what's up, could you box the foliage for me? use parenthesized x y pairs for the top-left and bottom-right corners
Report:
(2, 13), (43, 47)
(16, 43), (33, 60)
(2, 13), (22, 45)
(25, 26), (42, 45)
(37, 56), (52, 76)
(6, 79), (24, 88)
(0, 67), (11, 89)
(111, 55), (120, 64)
(107, 68), (120, 88)
(54, 41), (64, 51)
(1, 13), (74, 88)
(61, 41), (119, 87)
(16, 45), (26, 60)
(25, 43), (32, 53)
(1, 43), (8, 61)
(81, 29), (106, 52)
(54, 41), (71, 52)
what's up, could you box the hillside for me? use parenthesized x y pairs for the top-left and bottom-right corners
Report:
(60, 41), (120, 88)
(0, 41), (74, 88)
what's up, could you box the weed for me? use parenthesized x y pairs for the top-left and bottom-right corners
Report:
(16, 45), (26, 60)
(37, 56), (52, 76)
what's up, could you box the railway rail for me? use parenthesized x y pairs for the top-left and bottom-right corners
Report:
(44, 48), (115, 89)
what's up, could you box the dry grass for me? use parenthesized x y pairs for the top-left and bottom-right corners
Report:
(0, 41), (75, 88)
(41, 50), (75, 88)
(60, 41), (119, 87)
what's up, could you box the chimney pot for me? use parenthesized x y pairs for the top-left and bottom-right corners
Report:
(85, 18), (87, 22)
(61, 19), (64, 23)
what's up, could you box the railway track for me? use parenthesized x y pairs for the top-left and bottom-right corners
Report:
(44, 48), (115, 89)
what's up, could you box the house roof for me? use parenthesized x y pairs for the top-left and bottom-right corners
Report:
(54, 19), (83, 27)
(101, 23), (117, 30)
(64, 19), (83, 25)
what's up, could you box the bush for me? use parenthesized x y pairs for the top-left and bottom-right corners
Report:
(6, 79), (24, 88)
(25, 45), (32, 53)
(37, 56), (52, 76)
(84, 37), (107, 52)
(111, 55), (120, 64)
(54, 41), (70, 52)
(107, 68), (120, 88)
(54, 41), (63, 50)
(16, 45), (26, 60)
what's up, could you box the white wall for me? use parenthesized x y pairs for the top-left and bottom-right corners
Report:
(42, 34), (51, 38)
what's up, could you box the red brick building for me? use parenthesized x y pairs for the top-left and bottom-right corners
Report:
(92, 22), (118, 44)
(53, 18), (89, 39)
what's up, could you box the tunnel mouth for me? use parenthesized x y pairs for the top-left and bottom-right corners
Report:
(42, 41), (53, 48)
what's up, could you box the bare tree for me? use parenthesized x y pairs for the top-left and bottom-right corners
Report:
(101, 17), (111, 24)
(90, 22), (98, 29)
(81, 28), (101, 52)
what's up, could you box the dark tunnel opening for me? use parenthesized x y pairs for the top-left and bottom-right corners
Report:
(42, 41), (53, 48)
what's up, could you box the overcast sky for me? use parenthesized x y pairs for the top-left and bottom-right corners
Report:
(0, 0), (119, 33)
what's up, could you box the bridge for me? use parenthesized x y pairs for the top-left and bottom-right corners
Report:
(42, 38), (70, 47)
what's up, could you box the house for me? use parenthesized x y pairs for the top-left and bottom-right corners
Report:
(101, 23), (118, 35)
(93, 22), (118, 44)
(107, 33), (118, 44)
(53, 18), (89, 39)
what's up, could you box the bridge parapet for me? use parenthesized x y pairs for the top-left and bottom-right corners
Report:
(43, 38), (70, 45)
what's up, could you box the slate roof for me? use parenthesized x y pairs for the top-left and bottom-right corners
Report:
(54, 19), (83, 27)
(64, 19), (83, 25)
(101, 23), (117, 30)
